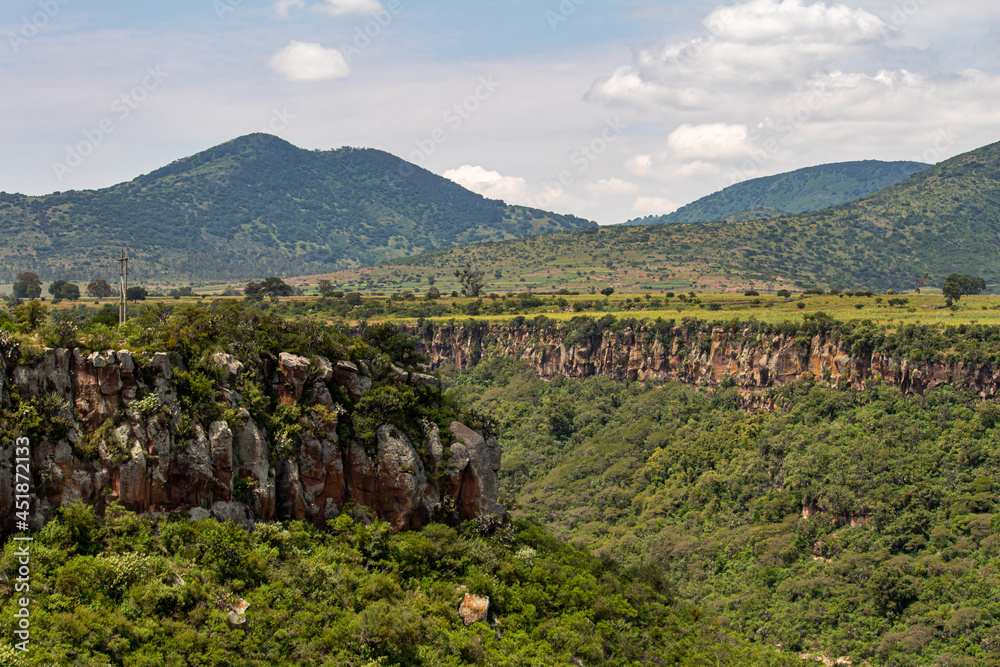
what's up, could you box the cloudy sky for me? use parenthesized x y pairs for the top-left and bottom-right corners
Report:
(2, 0), (999, 224)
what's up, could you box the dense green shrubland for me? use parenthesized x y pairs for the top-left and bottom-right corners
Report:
(448, 358), (1000, 665)
(0, 505), (804, 666)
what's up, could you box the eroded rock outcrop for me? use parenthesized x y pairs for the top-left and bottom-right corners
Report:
(414, 321), (1000, 399)
(0, 347), (502, 534)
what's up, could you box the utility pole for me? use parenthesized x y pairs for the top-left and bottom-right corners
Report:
(119, 249), (129, 324)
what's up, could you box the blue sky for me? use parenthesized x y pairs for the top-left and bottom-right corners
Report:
(2, 0), (999, 224)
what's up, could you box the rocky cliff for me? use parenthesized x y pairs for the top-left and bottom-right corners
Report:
(0, 346), (502, 535)
(414, 320), (1000, 398)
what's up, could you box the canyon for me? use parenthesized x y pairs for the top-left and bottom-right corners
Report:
(414, 320), (1000, 399)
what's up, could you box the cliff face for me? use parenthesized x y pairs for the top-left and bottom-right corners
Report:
(0, 347), (502, 534)
(414, 322), (1000, 398)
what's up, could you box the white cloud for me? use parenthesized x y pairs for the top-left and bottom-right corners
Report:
(589, 0), (891, 111)
(717, 0), (884, 46)
(669, 160), (720, 178)
(667, 123), (748, 160)
(443, 165), (530, 203)
(268, 41), (351, 82)
(273, 0), (305, 19)
(316, 0), (383, 16)
(626, 154), (653, 177)
(632, 196), (679, 217)
(587, 178), (640, 197)
(581, 0), (1000, 219)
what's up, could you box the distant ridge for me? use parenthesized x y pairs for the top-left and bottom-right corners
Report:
(0, 134), (595, 283)
(626, 159), (929, 225)
(377, 140), (1000, 292)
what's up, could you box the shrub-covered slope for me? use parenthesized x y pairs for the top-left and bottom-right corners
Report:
(0, 505), (811, 666)
(626, 160), (929, 225)
(387, 140), (1000, 291)
(0, 134), (595, 283)
(448, 356), (1000, 665)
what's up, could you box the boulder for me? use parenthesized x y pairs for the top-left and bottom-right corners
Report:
(410, 372), (441, 391)
(315, 356), (334, 383)
(209, 421), (234, 500)
(375, 426), (434, 530)
(448, 422), (504, 520)
(458, 593), (490, 626)
(277, 352), (311, 403)
(333, 360), (372, 401)
(211, 353), (246, 385)
(211, 501), (255, 530)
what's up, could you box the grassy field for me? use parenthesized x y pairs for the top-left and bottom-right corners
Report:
(376, 292), (1000, 328)
(11, 285), (1000, 332)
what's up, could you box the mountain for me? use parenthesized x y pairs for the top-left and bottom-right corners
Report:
(626, 159), (929, 225)
(0, 134), (595, 284)
(376, 140), (1000, 292)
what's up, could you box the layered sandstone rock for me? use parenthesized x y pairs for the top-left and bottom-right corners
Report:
(0, 348), (502, 534)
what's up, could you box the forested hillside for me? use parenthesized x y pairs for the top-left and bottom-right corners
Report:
(385, 140), (1000, 292)
(0, 134), (594, 284)
(627, 160), (928, 225)
(447, 356), (1000, 666)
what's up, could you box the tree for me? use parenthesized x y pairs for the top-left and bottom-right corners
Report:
(61, 283), (80, 301)
(126, 286), (148, 302)
(48, 280), (68, 299)
(48, 280), (80, 301)
(776, 289), (792, 299)
(86, 278), (116, 298)
(245, 277), (294, 298)
(942, 273), (985, 306)
(13, 272), (42, 299)
(601, 287), (615, 297)
(178, 286), (194, 297)
(454, 264), (485, 297)
(317, 279), (335, 297)
(425, 287), (441, 300)
(12, 300), (47, 331)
